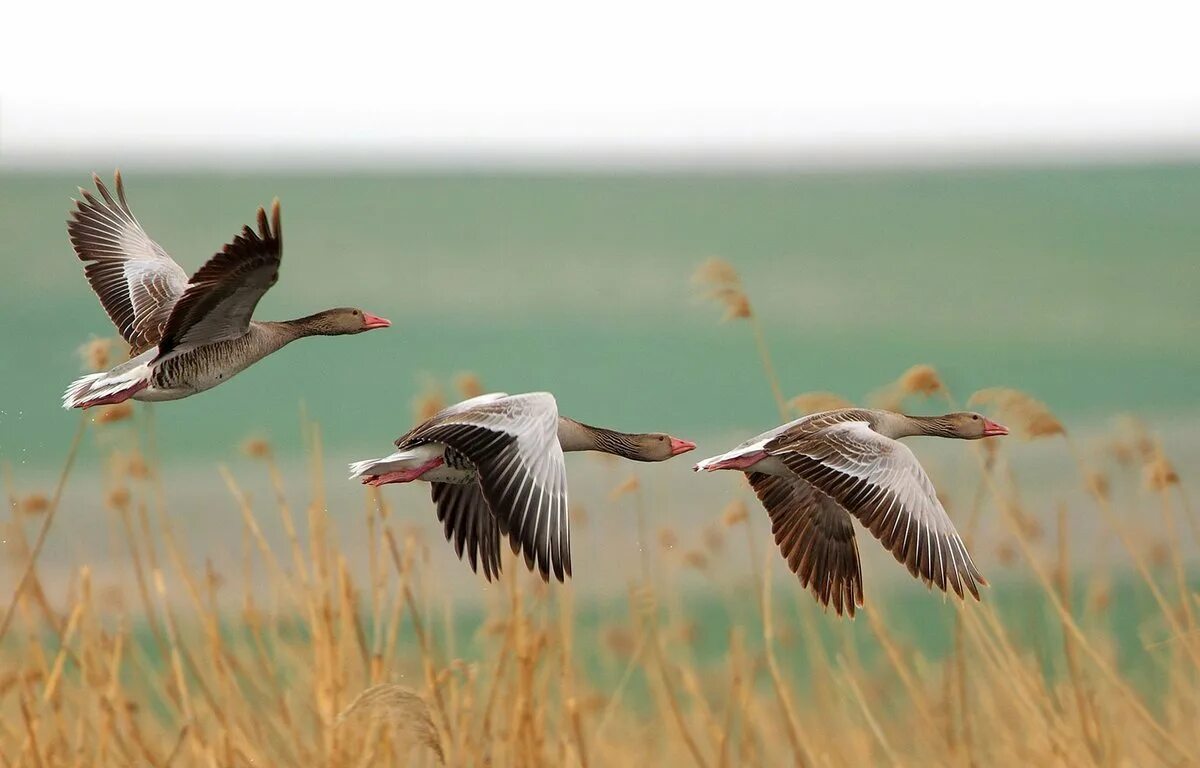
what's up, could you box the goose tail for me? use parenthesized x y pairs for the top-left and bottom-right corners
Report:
(62, 364), (151, 409)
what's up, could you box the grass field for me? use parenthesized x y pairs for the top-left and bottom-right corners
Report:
(1, 164), (1198, 765)
(1, 352), (1197, 765)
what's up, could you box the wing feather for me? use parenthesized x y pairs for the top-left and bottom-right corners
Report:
(399, 393), (571, 582)
(155, 200), (282, 360)
(67, 171), (189, 353)
(747, 472), (864, 616)
(767, 418), (985, 600)
(431, 482), (503, 581)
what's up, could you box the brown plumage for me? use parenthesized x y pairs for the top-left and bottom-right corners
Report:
(62, 172), (390, 409)
(747, 472), (863, 616)
(696, 408), (1009, 616)
(349, 393), (696, 582)
(156, 201), (281, 359)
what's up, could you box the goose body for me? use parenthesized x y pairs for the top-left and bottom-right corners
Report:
(695, 408), (1008, 616)
(62, 172), (390, 409)
(348, 392), (696, 582)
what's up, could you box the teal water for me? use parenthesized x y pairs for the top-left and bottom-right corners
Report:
(1, 165), (1198, 470)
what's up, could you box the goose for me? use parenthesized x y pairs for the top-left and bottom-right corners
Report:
(694, 408), (1008, 616)
(348, 392), (696, 581)
(62, 171), (390, 409)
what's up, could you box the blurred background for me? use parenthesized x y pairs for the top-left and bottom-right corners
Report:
(1, 1), (1197, 595)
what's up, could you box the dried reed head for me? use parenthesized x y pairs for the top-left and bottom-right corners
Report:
(105, 487), (131, 511)
(92, 401), (133, 424)
(1147, 541), (1170, 568)
(1143, 453), (1179, 491)
(870, 364), (946, 411)
(898, 365), (944, 397)
(682, 549), (709, 572)
(1089, 581), (1112, 613)
(571, 503), (589, 529)
(336, 684), (444, 764)
(721, 499), (749, 527)
(77, 337), (119, 372)
(1109, 416), (1156, 467)
(789, 391), (854, 416)
(1084, 471), (1110, 502)
(609, 474), (640, 501)
(657, 526), (678, 551)
(18, 493), (50, 516)
(240, 437), (272, 459)
(602, 626), (636, 659)
(412, 377), (446, 423)
(454, 372), (484, 400)
(995, 540), (1017, 566)
(692, 258), (753, 321)
(968, 388), (1064, 439)
(122, 450), (150, 479)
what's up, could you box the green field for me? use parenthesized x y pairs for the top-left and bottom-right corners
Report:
(2, 164), (1198, 764)
(2, 164), (1198, 472)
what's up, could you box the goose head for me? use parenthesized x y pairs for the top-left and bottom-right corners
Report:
(625, 433), (697, 461)
(307, 307), (392, 335)
(939, 412), (1009, 439)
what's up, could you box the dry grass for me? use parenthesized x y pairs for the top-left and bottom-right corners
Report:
(1, 272), (1197, 766)
(1, 410), (1196, 766)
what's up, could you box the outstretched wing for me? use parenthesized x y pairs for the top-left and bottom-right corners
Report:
(67, 171), (189, 354)
(431, 482), (504, 581)
(747, 472), (863, 617)
(155, 201), (282, 360)
(403, 393), (570, 582)
(767, 417), (985, 600)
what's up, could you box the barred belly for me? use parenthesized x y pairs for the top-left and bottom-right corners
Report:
(150, 336), (263, 396)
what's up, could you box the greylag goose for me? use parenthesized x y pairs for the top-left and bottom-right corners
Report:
(348, 392), (696, 581)
(62, 172), (390, 409)
(694, 408), (1008, 616)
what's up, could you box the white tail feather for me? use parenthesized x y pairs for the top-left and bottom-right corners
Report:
(348, 456), (389, 479)
(61, 364), (151, 409)
(348, 446), (441, 479)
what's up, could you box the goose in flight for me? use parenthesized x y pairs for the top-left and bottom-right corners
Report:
(62, 171), (390, 409)
(349, 392), (696, 581)
(695, 408), (1008, 616)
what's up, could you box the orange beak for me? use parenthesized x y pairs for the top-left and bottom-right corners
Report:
(669, 437), (697, 456)
(361, 312), (391, 330)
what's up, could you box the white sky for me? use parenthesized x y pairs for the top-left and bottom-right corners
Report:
(3, 0), (1199, 167)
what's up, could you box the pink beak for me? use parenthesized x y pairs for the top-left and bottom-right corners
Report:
(982, 418), (1009, 437)
(361, 312), (391, 330)
(669, 437), (697, 457)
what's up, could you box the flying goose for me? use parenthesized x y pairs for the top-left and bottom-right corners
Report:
(62, 171), (390, 409)
(695, 408), (1008, 616)
(348, 392), (696, 581)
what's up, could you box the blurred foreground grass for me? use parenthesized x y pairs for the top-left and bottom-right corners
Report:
(2, 362), (1196, 766)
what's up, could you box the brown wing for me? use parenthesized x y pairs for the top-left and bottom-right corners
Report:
(431, 482), (503, 581)
(766, 415), (985, 600)
(155, 201), (282, 360)
(748, 473), (864, 617)
(399, 393), (570, 582)
(67, 171), (189, 354)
